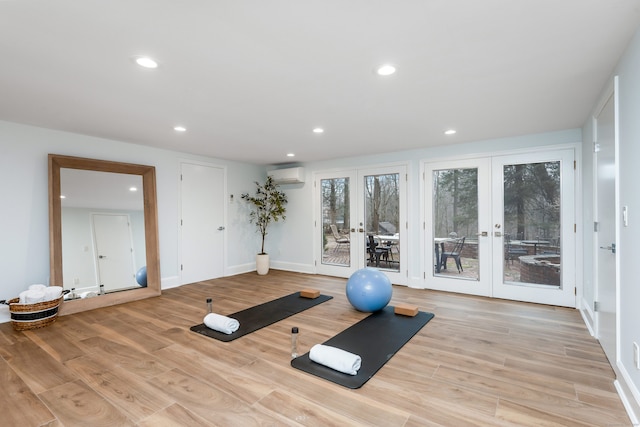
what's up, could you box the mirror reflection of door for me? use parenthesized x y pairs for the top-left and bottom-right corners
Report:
(92, 213), (137, 292)
(60, 168), (145, 295)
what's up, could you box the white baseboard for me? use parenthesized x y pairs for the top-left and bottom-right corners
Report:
(225, 263), (255, 277)
(160, 275), (181, 290)
(408, 276), (425, 288)
(269, 260), (315, 274)
(617, 366), (640, 425)
(579, 296), (596, 337)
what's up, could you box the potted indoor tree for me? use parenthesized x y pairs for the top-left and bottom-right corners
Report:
(241, 176), (288, 275)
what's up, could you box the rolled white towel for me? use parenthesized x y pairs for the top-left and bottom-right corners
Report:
(80, 291), (98, 299)
(19, 290), (29, 304)
(203, 313), (240, 335)
(309, 344), (362, 375)
(44, 286), (63, 301)
(25, 290), (46, 304)
(28, 284), (47, 292)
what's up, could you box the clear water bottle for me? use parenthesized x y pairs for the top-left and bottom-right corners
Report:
(206, 298), (213, 314)
(291, 326), (299, 359)
(99, 284), (105, 295)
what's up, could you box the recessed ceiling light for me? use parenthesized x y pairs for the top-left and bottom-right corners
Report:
(174, 126), (187, 132)
(129, 187), (138, 192)
(287, 153), (295, 157)
(444, 129), (457, 135)
(313, 128), (324, 134)
(135, 57), (158, 69)
(60, 195), (66, 199)
(376, 64), (396, 76)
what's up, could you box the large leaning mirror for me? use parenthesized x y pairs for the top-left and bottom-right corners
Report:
(49, 154), (161, 315)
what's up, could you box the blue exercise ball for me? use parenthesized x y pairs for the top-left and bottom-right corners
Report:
(346, 268), (392, 312)
(136, 266), (147, 287)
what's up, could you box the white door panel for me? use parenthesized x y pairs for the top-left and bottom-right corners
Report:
(594, 82), (617, 366)
(180, 163), (225, 284)
(93, 213), (137, 292)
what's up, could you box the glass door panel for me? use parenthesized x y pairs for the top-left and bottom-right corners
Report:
(492, 149), (575, 307)
(363, 172), (401, 273)
(432, 167), (479, 280)
(315, 171), (358, 278)
(425, 158), (491, 297)
(321, 176), (352, 267)
(502, 161), (561, 285)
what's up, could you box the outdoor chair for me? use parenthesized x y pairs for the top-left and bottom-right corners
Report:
(505, 233), (528, 263)
(367, 234), (389, 267)
(330, 224), (350, 252)
(440, 237), (465, 273)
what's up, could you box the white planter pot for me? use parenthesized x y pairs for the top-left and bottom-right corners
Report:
(256, 253), (270, 275)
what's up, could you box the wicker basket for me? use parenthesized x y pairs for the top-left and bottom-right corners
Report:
(8, 296), (64, 331)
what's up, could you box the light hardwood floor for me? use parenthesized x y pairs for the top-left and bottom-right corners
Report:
(0, 270), (631, 426)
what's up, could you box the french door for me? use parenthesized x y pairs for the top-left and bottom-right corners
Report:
(425, 158), (492, 296)
(425, 148), (576, 307)
(315, 165), (407, 285)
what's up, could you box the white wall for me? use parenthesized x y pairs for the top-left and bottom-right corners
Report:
(268, 128), (582, 286)
(0, 120), (264, 300)
(581, 27), (640, 422)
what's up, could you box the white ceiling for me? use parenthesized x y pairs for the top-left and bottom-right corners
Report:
(1, 1), (639, 165)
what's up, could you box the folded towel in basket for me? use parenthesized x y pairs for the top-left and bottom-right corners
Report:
(309, 344), (362, 375)
(203, 313), (240, 334)
(44, 286), (63, 301)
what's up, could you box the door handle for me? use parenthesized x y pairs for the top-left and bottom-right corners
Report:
(476, 231), (488, 237)
(358, 228), (364, 233)
(494, 231), (502, 237)
(217, 226), (225, 231)
(599, 243), (616, 254)
(98, 255), (106, 259)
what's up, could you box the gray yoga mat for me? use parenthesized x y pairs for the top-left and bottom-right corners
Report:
(291, 305), (434, 388)
(190, 292), (333, 342)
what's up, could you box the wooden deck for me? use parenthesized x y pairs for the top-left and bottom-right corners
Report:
(0, 270), (630, 426)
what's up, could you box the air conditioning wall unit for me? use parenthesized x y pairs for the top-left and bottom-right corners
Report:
(267, 167), (305, 184)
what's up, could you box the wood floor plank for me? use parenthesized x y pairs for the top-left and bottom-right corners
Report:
(0, 340), (77, 394)
(38, 379), (134, 426)
(0, 357), (56, 426)
(79, 335), (173, 379)
(0, 271), (632, 426)
(137, 403), (214, 427)
(147, 368), (286, 426)
(257, 388), (390, 426)
(153, 343), (275, 406)
(65, 353), (174, 422)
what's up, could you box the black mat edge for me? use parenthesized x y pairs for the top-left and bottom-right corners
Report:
(190, 292), (333, 342)
(290, 306), (434, 389)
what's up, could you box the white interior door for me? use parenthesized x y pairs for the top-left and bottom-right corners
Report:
(180, 162), (225, 284)
(594, 82), (617, 366)
(92, 213), (137, 292)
